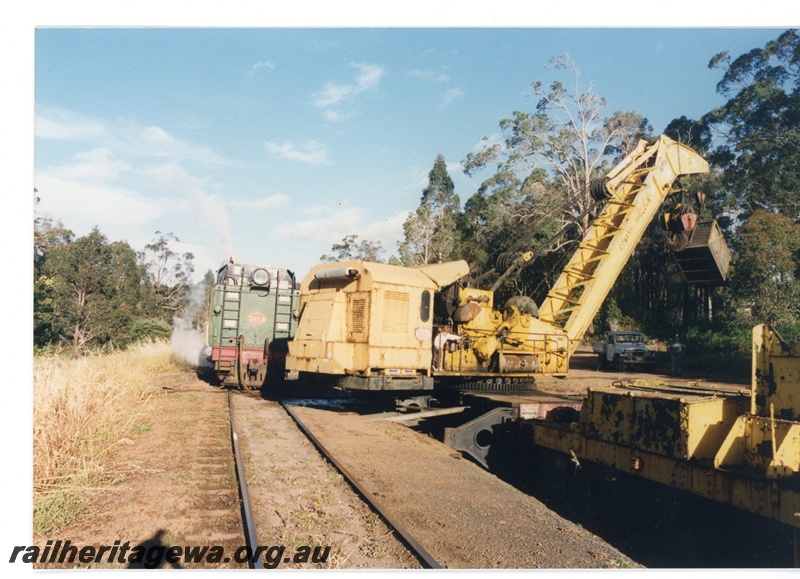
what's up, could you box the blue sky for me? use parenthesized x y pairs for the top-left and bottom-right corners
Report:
(32, 26), (788, 280)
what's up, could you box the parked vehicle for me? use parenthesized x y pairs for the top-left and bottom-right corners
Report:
(593, 331), (657, 372)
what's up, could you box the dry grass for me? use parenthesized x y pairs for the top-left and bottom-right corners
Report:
(33, 340), (180, 535)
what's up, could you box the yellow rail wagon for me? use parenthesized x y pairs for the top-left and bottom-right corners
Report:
(446, 325), (800, 563)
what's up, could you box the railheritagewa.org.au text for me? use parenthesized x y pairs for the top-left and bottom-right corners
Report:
(10, 540), (331, 569)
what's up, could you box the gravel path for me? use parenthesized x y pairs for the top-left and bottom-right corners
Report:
(290, 402), (638, 569)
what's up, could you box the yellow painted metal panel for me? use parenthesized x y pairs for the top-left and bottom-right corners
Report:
(753, 324), (800, 420)
(578, 386), (748, 461)
(289, 261), (440, 376)
(532, 421), (799, 528)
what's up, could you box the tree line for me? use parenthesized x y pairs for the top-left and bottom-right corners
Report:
(35, 31), (799, 357)
(323, 30), (800, 349)
(33, 207), (214, 356)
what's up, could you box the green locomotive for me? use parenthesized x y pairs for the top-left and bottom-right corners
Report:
(205, 259), (300, 388)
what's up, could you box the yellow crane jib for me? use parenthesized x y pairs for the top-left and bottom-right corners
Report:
(537, 135), (709, 355)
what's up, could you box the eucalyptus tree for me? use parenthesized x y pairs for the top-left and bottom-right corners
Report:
(398, 154), (461, 266)
(34, 206), (74, 349)
(704, 29), (800, 220)
(43, 228), (142, 356)
(321, 234), (386, 263)
(726, 210), (800, 330)
(139, 231), (195, 319)
(460, 54), (651, 304)
(463, 53), (652, 238)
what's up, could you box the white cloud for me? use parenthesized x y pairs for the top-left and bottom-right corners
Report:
(276, 205), (407, 260)
(472, 132), (503, 152)
(247, 60), (276, 76)
(277, 205), (367, 243)
(446, 161), (464, 178)
(440, 87), (465, 108)
(142, 162), (236, 257)
(408, 69), (449, 83)
(314, 82), (352, 108)
(36, 105), (228, 168)
(34, 105), (241, 278)
(143, 162), (215, 194)
(35, 105), (107, 141)
(313, 62), (385, 121)
(360, 210), (407, 249)
(355, 63), (384, 91)
(48, 148), (131, 183)
(322, 109), (353, 123)
(266, 140), (330, 165)
(34, 173), (164, 229)
(142, 126), (172, 143)
(122, 121), (228, 167)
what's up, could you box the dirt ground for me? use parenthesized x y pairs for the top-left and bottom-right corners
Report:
(33, 350), (757, 570)
(538, 345), (748, 395)
(230, 393), (419, 569)
(34, 371), (246, 569)
(34, 371), (418, 570)
(287, 401), (637, 569)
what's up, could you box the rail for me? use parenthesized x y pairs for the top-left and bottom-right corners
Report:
(281, 401), (443, 569)
(228, 389), (263, 569)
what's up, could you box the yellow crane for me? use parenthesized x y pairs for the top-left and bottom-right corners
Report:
(286, 135), (728, 391)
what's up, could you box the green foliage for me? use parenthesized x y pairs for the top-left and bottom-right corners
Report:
(128, 318), (173, 343)
(32, 204), (191, 353)
(190, 270), (216, 329)
(459, 168), (565, 285)
(34, 274), (58, 349)
(34, 209), (74, 349)
(727, 210), (800, 327)
(663, 115), (713, 155)
(398, 154), (461, 265)
(138, 231), (195, 320)
(459, 53), (656, 303)
(659, 30), (800, 346)
(320, 234), (386, 263)
(775, 321), (800, 343)
(704, 29), (800, 219)
(594, 297), (641, 334)
(31, 34), (800, 362)
(603, 297), (622, 329)
(40, 228), (142, 357)
(602, 110), (654, 163)
(683, 325), (751, 353)
(463, 53), (653, 240)
(34, 490), (86, 536)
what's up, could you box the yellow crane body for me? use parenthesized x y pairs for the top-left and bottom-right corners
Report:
(287, 136), (726, 390)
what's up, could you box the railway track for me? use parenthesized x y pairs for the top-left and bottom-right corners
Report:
(224, 380), (794, 568)
(226, 388), (441, 569)
(227, 389), (263, 569)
